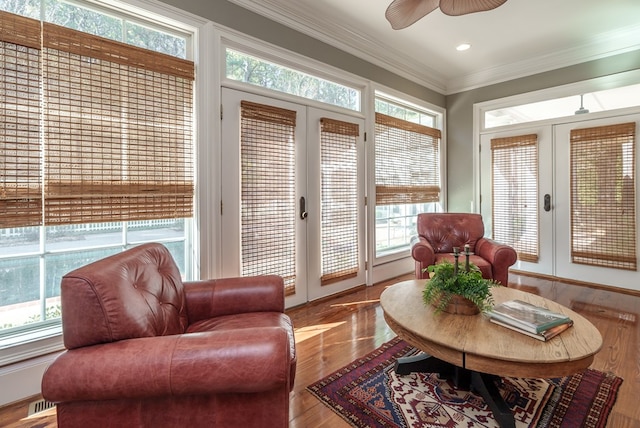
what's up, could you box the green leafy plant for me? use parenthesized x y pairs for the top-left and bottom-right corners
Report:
(423, 261), (499, 314)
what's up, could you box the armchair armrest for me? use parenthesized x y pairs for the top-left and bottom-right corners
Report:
(42, 327), (291, 403)
(475, 237), (517, 285)
(184, 275), (284, 324)
(411, 236), (436, 278)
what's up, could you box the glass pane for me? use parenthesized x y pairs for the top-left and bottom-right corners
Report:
(375, 98), (436, 127)
(0, 0), (40, 18)
(45, 0), (124, 41)
(127, 219), (185, 243)
(0, 226), (40, 256)
(375, 202), (441, 257)
(485, 83), (640, 129)
(0, 256), (39, 330)
(125, 21), (187, 59)
(226, 48), (360, 111)
(45, 222), (123, 251)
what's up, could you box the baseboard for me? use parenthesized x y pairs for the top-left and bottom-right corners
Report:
(0, 352), (61, 407)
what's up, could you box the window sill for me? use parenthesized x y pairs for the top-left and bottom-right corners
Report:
(0, 325), (64, 367)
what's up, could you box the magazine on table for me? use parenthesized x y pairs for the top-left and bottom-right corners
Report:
(490, 318), (574, 341)
(488, 299), (572, 334)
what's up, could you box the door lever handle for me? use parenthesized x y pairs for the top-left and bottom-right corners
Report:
(544, 194), (551, 212)
(300, 196), (308, 220)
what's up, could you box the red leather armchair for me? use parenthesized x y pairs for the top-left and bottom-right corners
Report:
(411, 213), (517, 286)
(41, 243), (296, 428)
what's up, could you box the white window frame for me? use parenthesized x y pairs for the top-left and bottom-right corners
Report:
(368, 85), (446, 283)
(0, 0), (209, 376)
(219, 28), (369, 117)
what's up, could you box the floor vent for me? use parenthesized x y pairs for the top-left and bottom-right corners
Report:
(27, 398), (56, 416)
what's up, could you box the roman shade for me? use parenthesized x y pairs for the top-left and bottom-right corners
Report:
(570, 122), (636, 270)
(319, 117), (359, 285)
(240, 100), (297, 295)
(0, 10), (195, 228)
(491, 134), (539, 262)
(374, 113), (441, 205)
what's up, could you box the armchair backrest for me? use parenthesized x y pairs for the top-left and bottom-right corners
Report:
(417, 213), (485, 253)
(60, 243), (189, 350)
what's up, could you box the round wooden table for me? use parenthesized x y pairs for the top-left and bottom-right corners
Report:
(380, 279), (603, 427)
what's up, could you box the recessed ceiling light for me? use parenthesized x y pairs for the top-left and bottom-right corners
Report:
(456, 43), (471, 51)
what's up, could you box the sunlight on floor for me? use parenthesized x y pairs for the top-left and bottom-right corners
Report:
(294, 322), (345, 343)
(330, 299), (380, 308)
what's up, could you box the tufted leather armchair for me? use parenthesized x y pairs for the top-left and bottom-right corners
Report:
(41, 243), (296, 428)
(411, 213), (517, 286)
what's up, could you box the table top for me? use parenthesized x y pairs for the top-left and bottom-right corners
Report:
(380, 280), (603, 378)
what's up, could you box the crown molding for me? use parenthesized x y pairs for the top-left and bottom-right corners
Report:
(227, 0), (640, 96)
(226, 0), (448, 94)
(446, 24), (640, 94)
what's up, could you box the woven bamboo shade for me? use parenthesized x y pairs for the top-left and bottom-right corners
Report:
(0, 9), (195, 228)
(240, 101), (297, 296)
(570, 122), (636, 270)
(375, 112), (441, 206)
(319, 118), (359, 286)
(0, 12), (42, 228)
(491, 134), (539, 262)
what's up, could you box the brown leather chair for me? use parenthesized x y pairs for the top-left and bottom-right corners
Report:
(41, 243), (296, 428)
(411, 213), (517, 286)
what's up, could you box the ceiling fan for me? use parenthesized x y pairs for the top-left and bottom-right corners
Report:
(386, 0), (508, 30)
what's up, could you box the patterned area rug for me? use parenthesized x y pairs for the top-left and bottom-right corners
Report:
(307, 337), (622, 428)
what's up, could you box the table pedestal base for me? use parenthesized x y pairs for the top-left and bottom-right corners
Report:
(395, 353), (515, 428)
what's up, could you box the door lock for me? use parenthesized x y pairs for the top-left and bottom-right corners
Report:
(300, 196), (308, 220)
(544, 194), (551, 212)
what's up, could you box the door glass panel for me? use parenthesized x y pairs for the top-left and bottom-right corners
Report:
(239, 101), (298, 294)
(570, 122), (637, 270)
(319, 118), (359, 285)
(491, 134), (539, 262)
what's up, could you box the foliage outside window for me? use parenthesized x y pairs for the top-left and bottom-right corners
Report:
(0, 2), (194, 340)
(226, 47), (361, 112)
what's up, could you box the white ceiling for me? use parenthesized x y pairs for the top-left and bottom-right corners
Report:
(227, 0), (640, 94)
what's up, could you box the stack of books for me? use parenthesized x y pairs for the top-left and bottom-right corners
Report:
(488, 299), (573, 341)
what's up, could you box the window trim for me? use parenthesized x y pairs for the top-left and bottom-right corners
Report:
(219, 29), (369, 116)
(0, 0), (208, 368)
(370, 85), (446, 267)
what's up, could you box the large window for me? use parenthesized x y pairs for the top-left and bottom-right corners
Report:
(374, 97), (443, 257)
(225, 47), (361, 112)
(0, 2), (195, 347)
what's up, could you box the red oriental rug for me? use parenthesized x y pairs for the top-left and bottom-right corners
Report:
(307, 337), (622, 428)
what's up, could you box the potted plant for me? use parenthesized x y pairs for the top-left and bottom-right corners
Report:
(423, 259), (499, 315)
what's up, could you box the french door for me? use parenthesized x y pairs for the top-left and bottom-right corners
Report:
(220, 88), (366, 307)
(480, 112), (640, 291)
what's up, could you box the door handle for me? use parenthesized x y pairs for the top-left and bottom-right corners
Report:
(544, 194), (551, 212)
(300, 196), (308, 220)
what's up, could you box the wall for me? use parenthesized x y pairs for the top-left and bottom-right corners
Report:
(446, 50), (640, 212)
(158, 0), (445, 107)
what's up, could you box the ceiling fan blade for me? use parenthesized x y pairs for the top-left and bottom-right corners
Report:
(385, 0), (439, 30)
(439, 0), (508, 16)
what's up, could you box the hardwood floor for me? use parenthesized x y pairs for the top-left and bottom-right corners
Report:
(2, 272), (639, 427)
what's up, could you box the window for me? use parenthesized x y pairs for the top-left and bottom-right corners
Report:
(320, 118), (360, 285)
(485, 83), (640, 129)
(374, 98), (442, 257)
(570, 122), (636, 270)
(225, 47), (361, 111)
(0, 4), (195, 347)
(239, 101), (298, 295)
(491, 134), (539, 262)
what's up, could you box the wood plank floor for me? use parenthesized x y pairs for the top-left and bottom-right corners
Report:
(2, 272), (639, 427)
